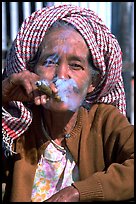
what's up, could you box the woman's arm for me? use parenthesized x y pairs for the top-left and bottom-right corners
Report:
(73, 105), (134, 202)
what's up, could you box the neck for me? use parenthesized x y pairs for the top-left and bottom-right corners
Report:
(41, 108), (78, 140)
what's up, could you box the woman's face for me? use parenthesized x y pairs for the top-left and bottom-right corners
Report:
(35, 26), (94, 112)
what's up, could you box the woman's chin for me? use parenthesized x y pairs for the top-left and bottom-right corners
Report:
(41, 99), (78, 113)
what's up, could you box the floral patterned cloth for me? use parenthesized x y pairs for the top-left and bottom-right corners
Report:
(31, 142), (79, 202)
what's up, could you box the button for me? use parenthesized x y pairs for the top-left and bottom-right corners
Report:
(65, 133), (71, 138)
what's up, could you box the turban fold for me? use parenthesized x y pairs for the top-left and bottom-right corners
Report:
(2, 4), (126, 155)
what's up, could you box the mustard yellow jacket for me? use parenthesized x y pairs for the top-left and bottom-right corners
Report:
(2, 104), (134, 202)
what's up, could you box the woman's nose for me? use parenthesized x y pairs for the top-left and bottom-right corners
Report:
(56, 63), (69, 79)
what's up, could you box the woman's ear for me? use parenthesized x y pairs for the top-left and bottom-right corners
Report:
(87, 84), (95, 93)
(87, 72), (100, 93)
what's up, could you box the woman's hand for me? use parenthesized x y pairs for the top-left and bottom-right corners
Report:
(2, 70), (48, 106)
(45, 186), (80, 202)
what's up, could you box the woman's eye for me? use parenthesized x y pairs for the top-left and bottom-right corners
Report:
(44, 60), (57, 67)
(69, 63), (84, 70)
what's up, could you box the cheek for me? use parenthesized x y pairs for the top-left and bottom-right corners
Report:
(80, 80), (90, 96)
(36, 66), (56, 81)
(74, 71), (91, 91)
(77, 75), (91, 98)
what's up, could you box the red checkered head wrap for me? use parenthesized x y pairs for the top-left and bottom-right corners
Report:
(2, 4), (126, 154)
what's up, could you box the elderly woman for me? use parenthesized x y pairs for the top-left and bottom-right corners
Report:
(2, 5), (134, 202)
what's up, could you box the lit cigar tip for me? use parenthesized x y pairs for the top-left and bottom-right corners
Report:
(35, 81), (41, 86)
(35, 80), (61, 102)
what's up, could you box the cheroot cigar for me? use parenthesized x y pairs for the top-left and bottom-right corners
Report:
(35, 80), (61, 102)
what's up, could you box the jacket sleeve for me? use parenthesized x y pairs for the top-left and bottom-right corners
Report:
(73, 105), (134, 202)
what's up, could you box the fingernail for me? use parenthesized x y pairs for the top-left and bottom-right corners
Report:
(35, 99), (40, 105)
(42, 98), (46, 104)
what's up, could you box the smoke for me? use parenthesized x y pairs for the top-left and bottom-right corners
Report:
(39, 77), (86, 112)
(55, 78), (84, 112)
(44, 53), (60, 67)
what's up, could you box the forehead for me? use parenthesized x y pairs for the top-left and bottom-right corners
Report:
(41, 27), (89, 56)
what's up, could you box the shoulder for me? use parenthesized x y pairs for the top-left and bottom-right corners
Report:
(87, 103), (132, 131)
(91, 103), (121, 115)
(89, 103), (126, 120)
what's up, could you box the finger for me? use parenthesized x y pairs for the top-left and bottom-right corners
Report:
(33, 88), (49, 105)
(50, 82), (58, 94)
(9, 71), (40, 95)
(21, 73), (39, 95)
(33, 89), (42, 105)
(40, 94), (49, 105)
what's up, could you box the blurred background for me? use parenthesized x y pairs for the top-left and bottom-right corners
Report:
(2, 2), (134, 125)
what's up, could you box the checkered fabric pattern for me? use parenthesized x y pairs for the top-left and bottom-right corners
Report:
(2, 4), (126, 155)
